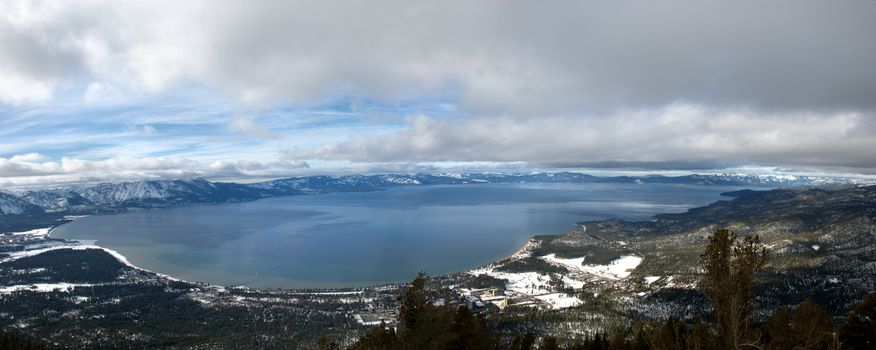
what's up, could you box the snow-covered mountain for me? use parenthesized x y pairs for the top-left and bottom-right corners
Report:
(19, 189), (94, 213)
(78, 178), (216, 207)
(637, 173), (853, 186)
(10, 179), (264, 215)
(77, 178), (270, 209)
(249, 175), (386, 195)
(0, 172), (867, 216)
(0, 192), (44, 216)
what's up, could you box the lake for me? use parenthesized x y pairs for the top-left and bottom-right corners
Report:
(52, 183), (745, 288)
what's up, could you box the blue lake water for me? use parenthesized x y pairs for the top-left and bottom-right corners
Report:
(52, 183), (746, 288)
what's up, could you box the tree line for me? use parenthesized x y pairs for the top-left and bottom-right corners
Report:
(0, 330), (45, 350)
(335, 229), (876, 350)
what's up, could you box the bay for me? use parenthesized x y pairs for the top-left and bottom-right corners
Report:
(52, 183), (746, 288)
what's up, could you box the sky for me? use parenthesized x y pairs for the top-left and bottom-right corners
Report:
(1, 0), (876, 186)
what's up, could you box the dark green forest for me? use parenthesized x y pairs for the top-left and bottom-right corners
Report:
(0, 330), (45, 350)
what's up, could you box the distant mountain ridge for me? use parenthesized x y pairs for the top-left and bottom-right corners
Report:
(11, 179), (263, 215)
(0, 172), (867, 216)
(0, 192), (44, 216)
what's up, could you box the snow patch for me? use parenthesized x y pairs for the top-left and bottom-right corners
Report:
(535, 293), (582, 309)
(581, 256), (643, 280)
(292, 291), (363, 296)
(0, 283), (92, 294)
(540, 253), (642, 280)
(354, 314), (388, 326)
(644, 276), (661, 285)
(469, 268), (551, 295)
(8, 228), (51, 236)
(540, 254), (586, 272)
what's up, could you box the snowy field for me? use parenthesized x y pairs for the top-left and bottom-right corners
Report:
(466, 243), (645, 310)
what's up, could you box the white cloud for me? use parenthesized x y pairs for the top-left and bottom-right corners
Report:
(0, 155), (309, 187)
(9, 153), (48, 162)
(227, 117), (279, 140)
(83, 82), (120, 103)
(287, 104), (876, 173)
(1, 0), (875, 113)
(0, 72), (53, 104)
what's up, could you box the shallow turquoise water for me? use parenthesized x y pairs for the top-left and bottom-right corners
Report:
(52, 183), (745, 288)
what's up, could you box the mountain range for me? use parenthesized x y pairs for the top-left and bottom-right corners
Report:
(0, 172), (866, 217)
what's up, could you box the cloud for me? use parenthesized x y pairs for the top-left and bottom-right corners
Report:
(1, 0), (875, 114)
(9, 153), (48, 162)
(2, 1), (876, 178)
(0, 72), (54, 105)
(227, 117), (279, 140)
(207, 159), (309, 174)
(287, 104), (876, 173)
(0, 154), (309, 187)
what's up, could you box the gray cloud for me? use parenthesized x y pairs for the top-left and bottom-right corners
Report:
(288, 105), (876, 173)
(2, 1), (876, 176)
(2, 0), (875, 113)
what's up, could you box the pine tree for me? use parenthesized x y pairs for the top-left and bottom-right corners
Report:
(510, 331), (537, 350)
(540, 336), (559, 350)
(645, 316), (687, 350)
(398, 271), (429, 334)
(763, 299), (834, 349)
(608, 330), (627, 350)
(686, 316), (715, 350)
(347, 321), (398, 350)
(698, 229), (768, 349)
(349, 272), (497, 350)
(840, 292), (876, 349)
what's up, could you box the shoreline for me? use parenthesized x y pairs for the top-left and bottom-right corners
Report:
(5, 217), (547, 293)
(0, 180), (775, 292)
(2, 219), (186, 284)
(4, 180), (743, 292)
